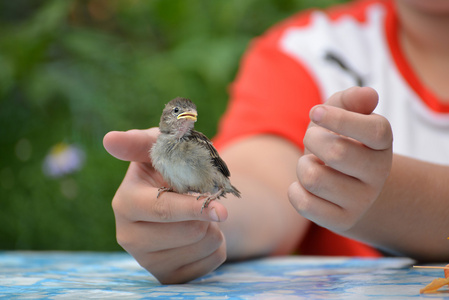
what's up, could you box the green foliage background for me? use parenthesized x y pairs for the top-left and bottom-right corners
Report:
(0, 0), (347, 251)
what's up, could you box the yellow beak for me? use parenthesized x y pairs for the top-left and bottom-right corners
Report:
(177, 111), (198, 122)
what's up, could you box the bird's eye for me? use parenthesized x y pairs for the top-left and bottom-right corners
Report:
(173, 107), (180, 114)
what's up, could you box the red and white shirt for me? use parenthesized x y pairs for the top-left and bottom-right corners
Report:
(213, 0), (449, 256)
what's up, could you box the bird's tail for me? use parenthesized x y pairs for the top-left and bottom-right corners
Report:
(230, 185), (241, 198)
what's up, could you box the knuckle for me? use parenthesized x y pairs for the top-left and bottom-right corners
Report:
(303, 126), (317, 149)
(288, 182), (307, 212)
(336, 197), (372, 232)
(111, 189), (134, 220)
(111, 199), (119, 216)
(326, 138), (348, 165)
(210, 244), (227, 268)
(184, 221), (210, 243)
(115, 230), (135, 252)
(373, 117), (393, 148)
(295, 195), (313, 215)
(207, 223), (225, 246)
(148, 264), (181, 285)
(333, 111), (346, 132)
(116, 237), (129, 250)
(111, 193), (123, 215)
(332, 210), (356, 232)
(298, 161), (322, 193)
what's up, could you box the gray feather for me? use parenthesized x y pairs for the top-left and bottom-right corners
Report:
(150, 98), (241, 202)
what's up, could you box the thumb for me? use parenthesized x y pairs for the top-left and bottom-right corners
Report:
(324, 86), (379, 115)
(103, 128), (160, 162)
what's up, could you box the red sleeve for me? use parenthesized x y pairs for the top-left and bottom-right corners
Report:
(213, 11), (382, 258)
(213, 12), (322, 150)
(299, 224), (382, 257)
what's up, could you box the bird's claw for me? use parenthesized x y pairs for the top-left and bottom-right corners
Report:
(198, 189), (225, 214)
(200, 197), (214, 214)
(157, 187), (173, 198)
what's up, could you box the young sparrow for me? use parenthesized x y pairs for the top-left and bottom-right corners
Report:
(150, 97), (241, 212)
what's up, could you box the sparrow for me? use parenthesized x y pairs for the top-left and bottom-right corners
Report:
(150, 97), (241, 212)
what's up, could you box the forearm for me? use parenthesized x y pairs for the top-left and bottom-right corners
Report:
(219, 173), (308, 260)
(217, 135), (309, 260)
(347, 154), (449, 261)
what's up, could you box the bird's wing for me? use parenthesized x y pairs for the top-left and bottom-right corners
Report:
(189, 130), (231, 177)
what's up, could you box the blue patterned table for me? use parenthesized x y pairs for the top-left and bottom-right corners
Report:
(1, 251), (448, 299)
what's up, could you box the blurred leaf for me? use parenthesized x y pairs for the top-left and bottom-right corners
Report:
(0, 0), (348, 251)
(0, 1), (72, 82)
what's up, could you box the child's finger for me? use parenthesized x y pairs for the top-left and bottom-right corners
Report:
(103, 128), (160, 162)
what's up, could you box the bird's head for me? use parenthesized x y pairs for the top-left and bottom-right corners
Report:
(159, 97), (198, 137)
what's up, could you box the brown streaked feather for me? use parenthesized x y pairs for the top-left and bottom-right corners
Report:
(188, 130), (231, 178)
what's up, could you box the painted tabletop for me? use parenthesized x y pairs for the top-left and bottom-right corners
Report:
(0, 251), (448, 299)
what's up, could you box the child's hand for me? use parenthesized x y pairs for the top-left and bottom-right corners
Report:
(103, 128), (228, 284)
(288, 87), (393, 232)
